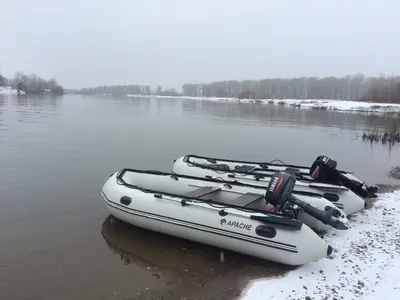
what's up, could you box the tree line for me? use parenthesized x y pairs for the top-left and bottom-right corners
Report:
(71, 73), (400, 104)
(359, 76), (400, 104)
(182, 74), (400, 103)
(73, 84), (180, 97)
(0, 71), (64, 95)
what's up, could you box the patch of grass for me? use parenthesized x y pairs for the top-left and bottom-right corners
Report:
(311, 105), (328, 110)
(362, 131), (381, 143)
(301, 100), (318, 104)
(389, 166), (400, 180)
(376, 183), (400, 193)
(361, 124), (400, 145)
(382, 124), (400, 144)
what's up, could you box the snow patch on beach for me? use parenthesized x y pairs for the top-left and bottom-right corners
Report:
(0, 86), (25, 95)
(265, 98), (400, 114)
(240, 190), (400, 300)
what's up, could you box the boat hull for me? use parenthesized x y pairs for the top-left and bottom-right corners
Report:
(101, 171), (332, 266)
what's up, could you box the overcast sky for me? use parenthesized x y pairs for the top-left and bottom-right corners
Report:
(1, 0), (399, 89)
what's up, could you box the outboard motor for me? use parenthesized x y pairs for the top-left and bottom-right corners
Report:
(265, 171), (296, 212)
(266, 171), (348, 230)
(309, 155), (378, 198)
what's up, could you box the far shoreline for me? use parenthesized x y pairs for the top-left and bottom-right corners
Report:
(78, 93), (400, 117)
(4, 86), (400, 116)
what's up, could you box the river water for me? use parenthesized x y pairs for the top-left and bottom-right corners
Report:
(0, 94), (399, 300)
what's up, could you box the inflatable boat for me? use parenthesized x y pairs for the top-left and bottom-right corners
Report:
(101, 168), (334, 266)
(172, 154), (373, 215)
(101, 169), (348, 232)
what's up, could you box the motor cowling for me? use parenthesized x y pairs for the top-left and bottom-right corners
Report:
(309, 155), (338, 183)
(266, 171), (349, 229)
(265, 171), (296, 212)
(309, 155), (378, 198)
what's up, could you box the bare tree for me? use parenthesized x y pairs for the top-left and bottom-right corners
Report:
(180, 74), (400, 103)
(0, 74), (7, 86)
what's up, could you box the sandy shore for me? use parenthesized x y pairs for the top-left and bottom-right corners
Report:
(241, 190), (400, 300)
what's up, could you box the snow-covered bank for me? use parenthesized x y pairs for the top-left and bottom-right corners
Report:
(0, 86), (25, 95)
(124, 94), (400, 116)
(240, 190), (400, 300)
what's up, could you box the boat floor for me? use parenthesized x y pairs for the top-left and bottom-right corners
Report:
(118, 170), (267, 210)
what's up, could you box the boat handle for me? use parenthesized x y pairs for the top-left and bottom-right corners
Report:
(120, 196), (132, 205)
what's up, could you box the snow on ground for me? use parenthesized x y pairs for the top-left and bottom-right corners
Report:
(124, 94), (400, 116)
(0, 86), (25, 95)
(240, 190), (400, 300)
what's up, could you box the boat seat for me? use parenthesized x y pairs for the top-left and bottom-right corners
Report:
(234, 165), (257, 172)
(230, 192), (265, 207)
(183, 186), (221, 199)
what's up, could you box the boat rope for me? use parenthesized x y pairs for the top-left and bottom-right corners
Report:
(267, 159), (288, 166)
(185, 160), (237, 175)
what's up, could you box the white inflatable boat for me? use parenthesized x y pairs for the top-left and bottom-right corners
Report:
(101, 168), (334, 266)
(172, 155), (375, 215)
(103, 169), (348, 232)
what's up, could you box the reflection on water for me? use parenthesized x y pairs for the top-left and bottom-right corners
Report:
(0, 96), (9, 133)
(100, 214), (292, 299)
(0, 97), (5, 131)
(0, 96), (5, 110)
(14, 94), (61, 109)
(363, 114), (400, 131)
(0, 94), (63, 126)
(181, 99), (400, 132)
(71, 95), (153, 117)
(101, 215), (287, 272)
(107, 96), (151, 115)
(156, 97), (181, 113)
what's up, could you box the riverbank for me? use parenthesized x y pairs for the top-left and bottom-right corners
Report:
(121, 94), (400, 116)
(0, 86), (64, 96)
(67, 91), (400, 116)
(0, 86), (25, 95)
(240, 190), (400, 300)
